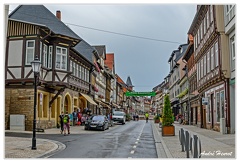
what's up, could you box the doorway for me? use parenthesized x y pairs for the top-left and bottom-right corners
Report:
(211, 94), (214, 129)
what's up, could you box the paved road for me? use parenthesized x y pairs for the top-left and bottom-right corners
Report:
(5, 120), (235, 159)
(49, 120), (157, 158)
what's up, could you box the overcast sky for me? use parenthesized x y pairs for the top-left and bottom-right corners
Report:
(8, 3), (197, 92)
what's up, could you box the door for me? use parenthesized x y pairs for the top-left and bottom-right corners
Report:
(211, 94), (214, 129)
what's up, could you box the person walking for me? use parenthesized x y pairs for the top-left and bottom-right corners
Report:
(59, 111), (64, 134)
(63, 113), (70, 136)
(145, 112), (149, 123)
(72, 110), (77, 126)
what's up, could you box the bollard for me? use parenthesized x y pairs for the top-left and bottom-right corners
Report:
(198, 138), (202, 158)
(180, 128), (185, 152)
(193, 135), (198, 158)
(185, 130), (190, 158)
(190, 136), (193, 155)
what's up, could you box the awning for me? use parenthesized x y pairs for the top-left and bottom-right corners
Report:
(80, 93), (97, 105)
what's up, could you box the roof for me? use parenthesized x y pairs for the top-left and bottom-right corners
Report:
(9, 5), (81, 40)
(93, 45), (106, 59)
(126, 76), (134, 87)
(73, 40), (95, 63)
(9, 5), (96, 64)
(175, 44), (188, 61)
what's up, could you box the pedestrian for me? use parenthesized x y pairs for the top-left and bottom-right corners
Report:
(63, 113), (70, 136)
(145, 112), (149, 123)
(77, 111), (82, 126)
(59, 111), (64, 134)
(72, 110), (77, 126)
(136, 114), (139, 121)
(81, 114), (86, 126)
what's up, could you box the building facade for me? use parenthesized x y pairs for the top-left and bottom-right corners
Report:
(224, 5), (235, 134)
(5, 5), (97, 131)
(188, 5), (231, 133)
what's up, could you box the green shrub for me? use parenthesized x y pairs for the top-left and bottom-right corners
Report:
(162, 94), (174, 126)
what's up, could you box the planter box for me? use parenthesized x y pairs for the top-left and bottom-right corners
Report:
(162, 125), (175, 136)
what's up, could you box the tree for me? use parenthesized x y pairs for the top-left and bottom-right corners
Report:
(162, 94), (174, 126)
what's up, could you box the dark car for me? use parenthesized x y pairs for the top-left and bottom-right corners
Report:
(84, 115), (109, 131)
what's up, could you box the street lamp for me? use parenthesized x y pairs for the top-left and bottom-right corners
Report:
(31, 56), (41, 150)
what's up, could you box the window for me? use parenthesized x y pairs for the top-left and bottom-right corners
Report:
(48, 46), (53, 68)
(220, 91), (225, 118)
(203, 17), (206, 35)
(39, 42), (42, 63)
(210, 5), (213, 23)
(43, 44), (48, 67)
(201, 58), (203, 78)
(211, 46), (214, 70)
(200, 22), (203, 40)
(215, 42), (219, 67)
(56, 46), (67, 70)
(84, 68), (87, 81)
(73, 62), (75, 76)
(81, 66), (84, 80)
(70, 60), (72, 72)
(86, 70), (89, 82)
(226, 5), (235, 23)
(197, 29), (200, 45)
(230, 35), (235, 71)
(208, 96), (211, 122)
(204, 55), (206, 76)
(78, 64), (81, 78)
(207, 51), (210, 73)
(76, 63), (78, 77)
(25, 40), (35, 65)
(216, 92), (220, 122)
(206, 10), (209, 29)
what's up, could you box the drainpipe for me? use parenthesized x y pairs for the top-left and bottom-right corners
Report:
(182, 59), (191, 125)
(217, 35), (230, 134)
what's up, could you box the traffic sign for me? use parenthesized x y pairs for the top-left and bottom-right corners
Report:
(125, 91), (156, 97)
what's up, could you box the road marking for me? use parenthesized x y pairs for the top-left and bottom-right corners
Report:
(133, 145), (137, 148)
(135, 141), (138, 144)
(137, 138), (140, 141)
(130, 150), (135, 154)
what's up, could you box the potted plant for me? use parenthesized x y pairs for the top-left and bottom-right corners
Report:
(154, 114), (160, 123)
(162, 94), (175, 136)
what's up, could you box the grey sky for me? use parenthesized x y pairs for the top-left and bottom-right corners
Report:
(8, 3), (197, 92)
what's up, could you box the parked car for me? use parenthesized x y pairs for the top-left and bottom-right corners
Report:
(84, 115), (109, 131)
(112, 111), (126, 125)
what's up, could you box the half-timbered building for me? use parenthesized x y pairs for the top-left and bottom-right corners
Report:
(188, 5), (231, 133)
(5, 5), (97, 131)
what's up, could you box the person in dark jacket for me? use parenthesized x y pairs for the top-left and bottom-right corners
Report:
(59, 111), (64, 134)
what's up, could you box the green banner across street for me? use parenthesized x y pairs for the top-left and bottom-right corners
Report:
(125, 91), (156, 97)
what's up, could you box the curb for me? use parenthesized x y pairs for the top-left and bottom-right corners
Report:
(37, 139), (66, 158)
(152, 122), (173, 158)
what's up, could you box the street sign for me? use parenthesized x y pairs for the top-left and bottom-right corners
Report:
(202, 98), (208, 105)
(125, 91), (156, 97)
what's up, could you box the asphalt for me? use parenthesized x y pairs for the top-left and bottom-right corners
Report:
(4, 121), (236, 159)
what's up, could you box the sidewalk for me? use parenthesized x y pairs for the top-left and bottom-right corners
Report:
(5, 125), (95, 158)
(153, 121), (235, 158)
(5, 121), (236, 158)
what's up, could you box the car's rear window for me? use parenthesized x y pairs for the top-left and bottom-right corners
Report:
(113, 112), (124, 116)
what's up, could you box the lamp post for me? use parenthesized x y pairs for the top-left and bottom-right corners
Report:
(31, 56), (41, 150)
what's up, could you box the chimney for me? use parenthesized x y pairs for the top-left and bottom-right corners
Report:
(56, 10), (61, 20)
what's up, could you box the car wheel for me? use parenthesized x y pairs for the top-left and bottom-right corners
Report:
(101, 126), (105, 131)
